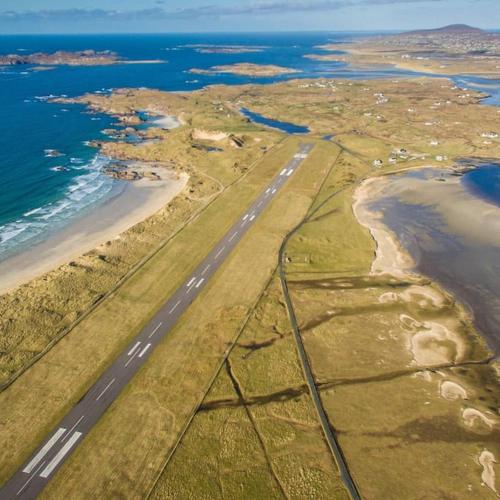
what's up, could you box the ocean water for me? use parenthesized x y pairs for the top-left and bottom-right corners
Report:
(0, 33), (498, 261)
(462, 164), (500, 207)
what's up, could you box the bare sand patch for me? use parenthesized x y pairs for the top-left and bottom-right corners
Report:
(192, 129), (229, 141)
(400, 315), (466, 365)
(400, 285), (446, 308)
(462, 408), (496, 431)
(478, 450), (498, 494)
(440, 380), (468, 400)
(150, 115), (181, 130)
(379, 285), (446, 308)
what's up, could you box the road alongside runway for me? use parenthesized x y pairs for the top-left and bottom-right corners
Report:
(0, 143), (313, 499)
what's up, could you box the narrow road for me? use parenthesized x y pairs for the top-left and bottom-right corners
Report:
(0, 144), (313, 500)
(278, 180), (362, 500)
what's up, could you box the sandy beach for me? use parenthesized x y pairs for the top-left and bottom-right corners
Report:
(150, 114), (181, 130)
(353, 176), (415, 277)
(0, 171), (188, 293)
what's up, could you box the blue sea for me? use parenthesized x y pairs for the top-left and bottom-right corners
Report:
(0, 33), (499, 260)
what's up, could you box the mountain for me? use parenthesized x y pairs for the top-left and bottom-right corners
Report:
(404, 24), (485, 36)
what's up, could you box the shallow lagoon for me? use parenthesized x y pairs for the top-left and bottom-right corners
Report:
(367, 165), (500, 353)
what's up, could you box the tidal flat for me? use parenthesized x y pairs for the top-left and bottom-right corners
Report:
(359, 165), (500, 353)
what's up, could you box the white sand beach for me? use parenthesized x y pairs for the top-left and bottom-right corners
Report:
(0, 172), (188, 293)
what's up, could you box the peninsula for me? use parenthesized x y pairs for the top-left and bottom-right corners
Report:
(309, 24), (500, 77)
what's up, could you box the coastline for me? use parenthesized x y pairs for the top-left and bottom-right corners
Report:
(353, 167), (500, 354)
(0, 171), (188, 293)
(353, 176), (415, 278)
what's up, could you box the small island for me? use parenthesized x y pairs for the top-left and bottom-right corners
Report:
(189, 63), (300, 77)
(184, 44), (266, 54)
(0, 49), (164, 67)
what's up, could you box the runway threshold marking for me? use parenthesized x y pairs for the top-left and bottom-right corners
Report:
(138, 344), (152, 358)
(39, 432), (82, 479)
(127, 342), (141, 357)
(22, 428), (66, 474)
(96, 379), (115, 401)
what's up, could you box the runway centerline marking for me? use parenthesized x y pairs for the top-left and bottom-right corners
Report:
(125, 351), (138, 368)
(214, 247), (225, 259)
(61, 416), (84, 444)
(22, 428), (66, 474)
(148, 323), (162, 338)
(169, 300), (181, 314)
(39, 432), (82, 479)
(96, 379), (115, 401)
(201, 265), (210, 275)
(228, 232), (238, 242)
(17, 461), (46, 496)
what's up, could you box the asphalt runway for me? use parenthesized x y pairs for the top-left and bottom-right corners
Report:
(0, 143), (313, 499)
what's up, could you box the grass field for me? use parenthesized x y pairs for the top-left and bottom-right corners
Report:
(150, 278), (349, 499)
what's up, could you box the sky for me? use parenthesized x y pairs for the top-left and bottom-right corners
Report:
(0, 0), (498, 34)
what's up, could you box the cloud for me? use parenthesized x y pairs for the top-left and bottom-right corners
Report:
(0, 0), (456, 24)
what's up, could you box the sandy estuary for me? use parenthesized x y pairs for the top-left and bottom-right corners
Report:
(355, 164), (500, 355)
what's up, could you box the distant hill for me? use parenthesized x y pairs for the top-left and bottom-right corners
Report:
(403, 24), (485, 36)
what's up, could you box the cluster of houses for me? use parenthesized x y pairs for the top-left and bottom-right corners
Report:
(372, 146), (450, 168)
(374, 92), (389, 105)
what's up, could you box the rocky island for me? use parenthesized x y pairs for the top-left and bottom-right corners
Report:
(0, 49), (163, 67)
(189, 63), (300, 77)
